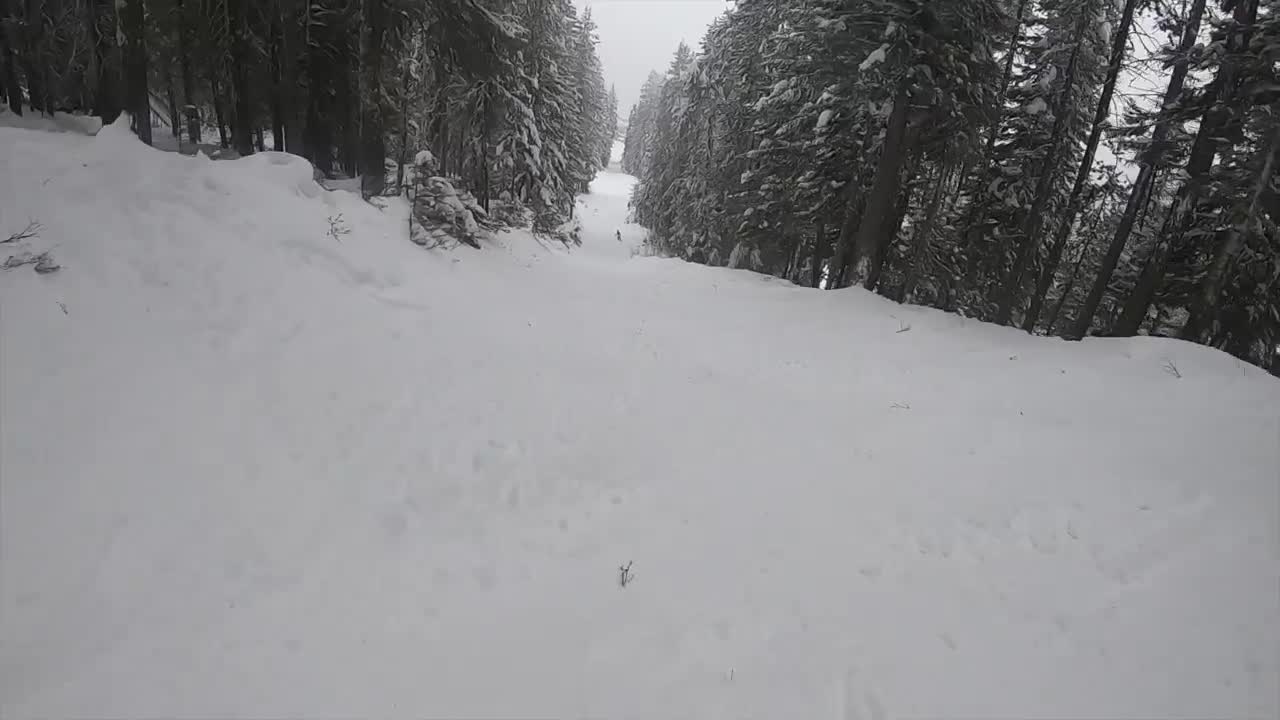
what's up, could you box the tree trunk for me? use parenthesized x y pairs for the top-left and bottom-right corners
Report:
(811, 220), (826, 288)
(166, 72), (181, 142)
(0, 3), (22, 115)
(18, 0), (46, 113)
(1180, 123), (1280, 340)
(1112, 239), (1168, 335)
(226, 0), (253, 156)
(86, 0), (117, 122)
(279, 0), (305, 154)
(1024, 0), (1138, 332)
(209, 68), (229, 148)
(173, 0), (200, 144)
(360, 0), (388, 197)
(869, 154), (919, 293)
(994, 10), (1089, 326)
(1072, 0), (1209, 338)
(268, 12), (284, 152)
(119, 0), (150, 143)
(849, 84), (914, 289)
(903, 164), (948, 301)
(958, 0), (1029, 283)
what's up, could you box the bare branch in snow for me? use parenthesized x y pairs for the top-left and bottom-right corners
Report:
(2, 221), (41, 245)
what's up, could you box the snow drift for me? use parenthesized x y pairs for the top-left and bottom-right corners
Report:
(2, 120), (1278, 719)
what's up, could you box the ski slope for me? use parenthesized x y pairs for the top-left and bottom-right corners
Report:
(2, 120), (1278, 719)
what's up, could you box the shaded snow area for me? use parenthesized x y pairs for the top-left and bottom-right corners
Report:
(3, 121), (1279, 719)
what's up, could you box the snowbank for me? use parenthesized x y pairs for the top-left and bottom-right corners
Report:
(2, 123), (1277, 719)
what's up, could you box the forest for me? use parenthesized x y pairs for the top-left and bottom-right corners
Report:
(0, 0), (618, 233)
(623, 0), (1278, 372)
(1, 0), (1276, 372)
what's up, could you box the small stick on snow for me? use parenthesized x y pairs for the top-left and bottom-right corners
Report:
(2, 220), (41, 245)
(896, 321), (911, 333)
(619, 561), (634, 588)
(1162, 360), (1182, 378)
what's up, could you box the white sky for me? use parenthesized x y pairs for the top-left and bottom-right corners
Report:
(577, 0), (730, 111)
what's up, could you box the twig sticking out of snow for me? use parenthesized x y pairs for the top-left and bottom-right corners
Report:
(619, 561), (634, 588)
(1163, 360), (1182, 378)
(2, 220), (40, 245)
(896, 321), (912, 333)
(327, 214), (351, 243)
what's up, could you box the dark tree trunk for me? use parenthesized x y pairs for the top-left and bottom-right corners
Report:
(209, 68), (229, 148)
(174, 0), (199, 144)
(849, 83), (914, 289)
(1181, 123), (1279, 340)
(1112, 239), (1168, 335)
(1073, 0), (1209, 338)
(1024, 0), (1139, 332)
(20, 0), (46, 113)
(87, 0), (117, 122)
(268, 11), (284, 152)
(958, 0), (1029, 285)
(868, 154), (919, 292)
(903, 164), (948, 302)
(1173, 0), (1266, 342)
(120, 0), (150, 143)
(811, 220), (827, 288)
(359, 0), (388, 197)
(226, 0), (253, 156)
(0, 3), (22, 115)
(279, 0), (305, 154)
(166, 72), (180, 141)
(994, 11), (1088, 326)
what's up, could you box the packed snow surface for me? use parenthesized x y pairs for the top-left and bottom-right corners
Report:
(2, 121), (1278, 719)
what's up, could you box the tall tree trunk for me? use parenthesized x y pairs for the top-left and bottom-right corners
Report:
(1024, 0), (1138, 332)
(1046, 188), (1106, 333)
(869, 152), (919, 292)
(165, 71), (180, 141)
(811, 220), (827, 288)
(18, 0), (46, 113)
(174, 0), (200, 144)
(279, 0), (305, 154)
(268, 11), (284, 152)
(1074, 0), (1209, 338)
(1180, 123), (1280, 340)
(87, 0), (117, 122)
(903, 164), (948, 301)
(849, 83), (914, 289)
(958, 0), (1029, 285)
(0, 3), (22, 115)
(360, 0), (388, 197)
(226, 0), (253, 156)
(119, 0), (150, 143)
(1112, 239), (1168, 334)
(209, 68), (229, 148)
(994, 10), (1089, 325)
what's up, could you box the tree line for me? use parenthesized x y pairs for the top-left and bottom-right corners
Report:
(0, 0), (618, 230)
(623, 0), (1278, 373)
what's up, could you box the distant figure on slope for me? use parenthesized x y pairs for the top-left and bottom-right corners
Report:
(616, 230), (622, 242)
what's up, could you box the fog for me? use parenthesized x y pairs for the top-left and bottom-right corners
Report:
(576, 0), (729, 111)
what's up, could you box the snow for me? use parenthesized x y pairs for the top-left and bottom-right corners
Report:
(860, 45), (889, 72)
(1025, 97), (1050, 115)
(815, 109), (834, 131)
(3, 121), (1280, 719)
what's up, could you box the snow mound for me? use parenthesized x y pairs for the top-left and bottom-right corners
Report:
(2, 124), (1278, 719)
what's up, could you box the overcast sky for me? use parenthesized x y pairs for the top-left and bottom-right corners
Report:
(576, 0), (729, 112)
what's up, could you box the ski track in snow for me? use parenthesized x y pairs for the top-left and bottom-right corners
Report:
(2, 124), (1279, 719)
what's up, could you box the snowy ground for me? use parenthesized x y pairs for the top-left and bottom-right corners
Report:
(2, 121), (1278, 719)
